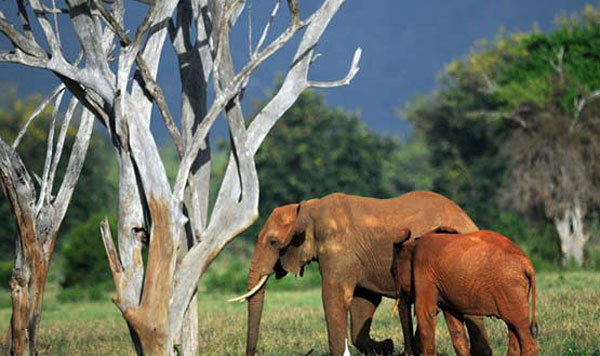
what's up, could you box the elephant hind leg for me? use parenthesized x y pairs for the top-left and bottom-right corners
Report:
(349, 288), (393, 355)
(464, 315), (493, 356)
(442, 310), (469, 356)
(501, 289), (539, 356)
(506, 325), (521, 356)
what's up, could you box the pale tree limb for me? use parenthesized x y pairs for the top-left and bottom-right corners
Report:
(46, 98), (79, 195)
(308, 48), (361, 88)
(173, 10), (308, 201)
(573, 89), (600, 124)
(28, 0), (62, 55)
(93, 0), (183, 155)
(36, 89), (65, 213)
(129, 0), (180, 127)
(15, 0), (36, 43)
(254, 0), (281, 56)
(0, 16), (47, 58)
(12, 84), (65, 149)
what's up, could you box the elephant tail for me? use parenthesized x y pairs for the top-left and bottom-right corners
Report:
(525, 266), (538, 338)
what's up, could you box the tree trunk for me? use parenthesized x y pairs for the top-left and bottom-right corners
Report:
(5, 226), (55, 356)
(554, 202), (589, 265)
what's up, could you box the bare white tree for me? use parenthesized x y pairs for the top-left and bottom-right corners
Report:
(1, 0), (360, 355)
(0, 88), (95, 356)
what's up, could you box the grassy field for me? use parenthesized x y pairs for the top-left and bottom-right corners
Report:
(0, 271), (599, 356)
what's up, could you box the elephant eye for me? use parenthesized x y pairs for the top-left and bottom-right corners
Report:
(269, 236), (278, 246)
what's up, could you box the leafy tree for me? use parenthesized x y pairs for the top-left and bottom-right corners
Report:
(405, 5), (600, 265)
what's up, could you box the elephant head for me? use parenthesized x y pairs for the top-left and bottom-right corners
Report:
(229, 201), (319, 356)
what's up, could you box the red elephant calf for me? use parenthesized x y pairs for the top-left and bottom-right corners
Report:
(392, 228), (539, 356)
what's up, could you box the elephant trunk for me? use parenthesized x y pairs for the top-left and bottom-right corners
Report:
(245, 249), (277, 356)
(246, 272), (267, 356)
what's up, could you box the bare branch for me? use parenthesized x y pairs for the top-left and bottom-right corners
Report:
(308, 48), (361, 88)
(247, 1), (253, 58)
(100, 217), (123, 274)
(47, 97), (79, 193)
(65, 0), (114, 98)
(129, 1), (180, 125)
(53, 109), (95, 219)
(254, 0), (281, 56)
(15, 0), (35, 42)
(93, 0), (183, 155)
(0, 16), (47, 57)
(100, 217), (125, 309)
(287, 0), (299, 24)
(135, 61), (184, 155)
(574, 89), (600, 120)
(12, 85), (65, 149)
(0, 49), (48, 67)
(36, 89), (65, 212)
(246, 0), (355, 154)
(28, 0), (62, 55)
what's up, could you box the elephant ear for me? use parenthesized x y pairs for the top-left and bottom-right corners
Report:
(268, 203), (300, 249)
(272, 201), (310, 248)
(278, 201), (316, 276)
(392, 229), (411, 263)
(291, 201), (312, 236)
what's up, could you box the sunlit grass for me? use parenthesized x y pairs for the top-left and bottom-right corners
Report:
(0, 271), (599, 355)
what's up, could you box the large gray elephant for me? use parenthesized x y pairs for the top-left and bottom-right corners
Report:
(229, 191), (492, 356)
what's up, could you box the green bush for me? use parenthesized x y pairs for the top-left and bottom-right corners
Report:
(59, 212), (116, 289)
(57, 282), (110, 303)
(57, 286), (89, 303)
(0, 260), (12, 290)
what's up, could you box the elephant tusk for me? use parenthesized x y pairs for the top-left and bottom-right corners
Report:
(227, 275), (268, 303)
(391, 298), (401, 317)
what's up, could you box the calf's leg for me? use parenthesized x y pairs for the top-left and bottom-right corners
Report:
(442, 310), (470, 356)
(506, 325), (520, 356)
(464, 315), (493, 356)
(414, 284), (439, 356)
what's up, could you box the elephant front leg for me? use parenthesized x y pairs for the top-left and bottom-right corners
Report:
(349, 289), (393, 355)
(464, 315), (493, 356)
(321, 276), (355, 356)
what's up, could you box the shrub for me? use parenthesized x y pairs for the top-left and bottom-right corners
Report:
(59, 212), (116, 289)
(0, 260), (12, 290)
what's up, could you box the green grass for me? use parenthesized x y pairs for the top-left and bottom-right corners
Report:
(0, 271), (599, 355)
